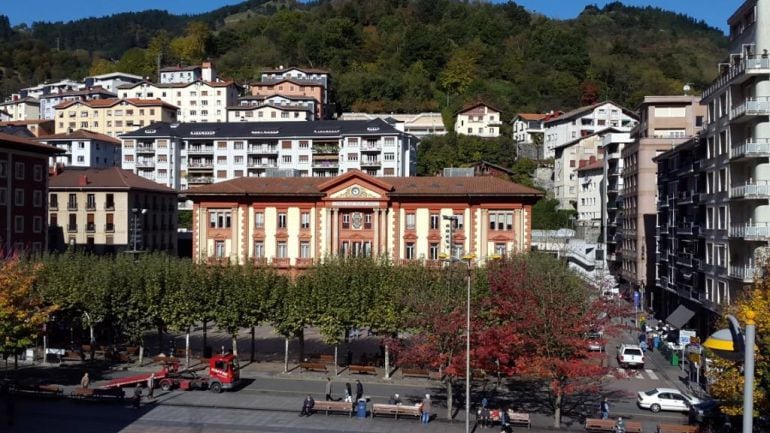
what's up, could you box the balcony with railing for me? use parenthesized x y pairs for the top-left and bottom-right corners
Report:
(67, 223), (77, 232)
(729, 222), (770, 240)
(313, 160), (339, 169)
(731, 138), (770, 160)
(361, 140), (381, 152)
(729, 265), (758, 283)
(86, 222), (96, 233)
(187, 145), (215, 154)
(731, 181), (770, 199)
(247, 145), (279, 154)
(187, 176), (214, 184)
(312, 146), (339, 154)
(247, 160), (278, 168)
(675, 221), (699, 235)
(135, 144), (155, 154)
(703, 56), (770, 99)
(188, 160), (214, 169)
(136, 160), (155, 168)
(86, 200), (96, 210)
(730, 97), (770, 121)
(360, 158), (381, 167)
(49, 200), (58, 210)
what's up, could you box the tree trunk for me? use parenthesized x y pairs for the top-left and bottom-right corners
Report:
(185, 330), (190, 369)
(138, 345), (144, 366)
(157, 324), (163, 356)
(250, 326), (256, 362)
(283, 337), (289, 373)
(446, 378), (454, 420)
(334, 345), (338, 376)
(554, 390), (562, 428)
(384, 343), (390, 379)
(202, 320), (208, 356)
(298, 329), (305, 362)
(231, 333), (238, 358)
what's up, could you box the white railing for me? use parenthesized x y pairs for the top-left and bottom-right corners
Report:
(731, 139), (770, 158)
(729, 223), (770, 238)
(731, 97), (770, 119)
(731, 181), (770, 198)
(728, 265), (757, 282)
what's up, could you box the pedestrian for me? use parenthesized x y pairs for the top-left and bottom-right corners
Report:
(147, 373), (155, 399)
(355, 379), (363, 401)
(640, 339), (648, 353)
(482, 396), (488, 409)
(300, 394), (315, 416)
(324, 377), (333, 401)
(600, 397), (610, 420)
(499, 407), (510, 432)
(388, 393), (401, 405)
(420, 394), (431, 424)
(132, 384), (142, 409)
(80, 372), (90, 389)
(480, 405), (491, 428)
(344, 382), (352, 403)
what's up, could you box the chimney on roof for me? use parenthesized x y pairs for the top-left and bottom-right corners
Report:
(78, 174), (89, 187)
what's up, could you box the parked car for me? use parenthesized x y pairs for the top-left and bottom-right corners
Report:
(688, 399), (722, 425)
(617, 344), (644, 368)
(586, 331), (604, 352)
(637, 387), (701, 413)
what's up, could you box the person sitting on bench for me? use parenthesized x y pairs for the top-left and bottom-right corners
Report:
(300, 395), (315, 417)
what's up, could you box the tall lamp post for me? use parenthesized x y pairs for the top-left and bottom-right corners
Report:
(703, 312), (756, 433)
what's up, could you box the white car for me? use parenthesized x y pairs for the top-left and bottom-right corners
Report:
(617, 344), (644, 368)
(637, 388), (702, 413)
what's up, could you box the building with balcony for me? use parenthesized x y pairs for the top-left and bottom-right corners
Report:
(228, 95), (316, 122)
(0, 97), (40, 121)
(120, 119), (418, 192)
(17, 79), (82, 100)
(159, 62), (217, 84)
(39, 129), (121, 169)
(54, 98), (178, 137)
(186, 170), (542, 266)
(48, 167), (177, 254)
(117, 80), (239, 123)
(619, 95), (705, 305)
(39, 86), (117, 120)
(576, 159), (604, 222)
(543, 101), (637, 160)
(83, 72), (144, 93)
(455, 102), (502, 138)
(601, 131), (633, 271)
(0, 133), (63, 255)
(338, 112), (447, 138)
(512, 113), (547, 145)
(249, 67), (330, 119)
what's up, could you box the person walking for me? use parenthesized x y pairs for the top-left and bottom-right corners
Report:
(80, 372), (90, 389)
(147, 373), (155, 399)
(300, 395), (315, 416)
(324, 377), (333, 401)
(600, 397), (610, 420)
(420, 394), (431, 424)
(355, 379), (363, 401)
(132, 384), (142, 409)
(344, 382), (353, 403)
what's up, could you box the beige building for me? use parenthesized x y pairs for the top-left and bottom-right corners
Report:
(553, 131), (614, 210)
(618, 95), (705, 296)
(186, 170), (541, 266)
(455, 102), (502, 137)
(117, 80), (239, 123)
(0, 97), (40, 121)
(48, 167), (178, 254)
(54, 98), (178, 137)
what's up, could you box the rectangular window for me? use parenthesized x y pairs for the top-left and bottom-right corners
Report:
(405, 213), (416, 230)
(301, 212), (310, 229)
(278, 212), (287, 229)
(254, 212), (265, 229)
(430, 213), (440, 230)
(33, 165), (43, 182)
(14, 215), (23, 233)
(706, 207), (714, 229)
(33, 190), (42, 207)
(405, 242), (415, 260)
(384, 153), (395, 161)
(489, 211), (513, 231)
(300, 241), (311, 258)
(718, 281), (729, 305)
(718, 206), (727, 230)
(0, 188), (6, 205)
(105, 194), (115, 210)
(86, 193), (96, 210)
(214, 240), (226, 257)
(706, 243), (713, 265)
(14, 189), (24, 206)
(495, 243), (507, 257)
(281, 140), (292, 149)
(342, 214), (350, 229)
(14, 162), (24, 179)
(0, 161), (6, 178)
(716, 244), (726, 267)
(277, 241), (288, 258)
(254, 241), (265, 258)
(282, 155), (292, 164)
(429, 243), (439, 260)
(719, 169), (727, 192)
(209, 210), (232, 228)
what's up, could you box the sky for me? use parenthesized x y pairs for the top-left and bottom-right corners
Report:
(0, 0), (746, 34)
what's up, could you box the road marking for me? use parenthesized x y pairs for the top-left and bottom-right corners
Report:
(645, 369), (658, 380)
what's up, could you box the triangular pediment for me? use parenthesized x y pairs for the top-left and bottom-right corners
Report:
(319, 170), (392, 200)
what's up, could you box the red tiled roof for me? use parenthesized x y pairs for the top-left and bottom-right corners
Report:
(49, 167), (176, 192)
(118, 80), (236, 90)
(0, 132), (63, 154)
(54, 98), (179, 110)
(251, 78), (324, 88)
(517, 113), (547, 121)
(577, 160), (604, 171)
(456, 101), (502, 115)
(40, 129), (121, 145)
(0, 119), (53, 126)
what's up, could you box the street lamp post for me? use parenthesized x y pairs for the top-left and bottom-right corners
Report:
(463, 253), (472, 433)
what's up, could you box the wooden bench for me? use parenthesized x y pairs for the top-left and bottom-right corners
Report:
(319, 354), (335, 364)
(508, 411), (532, 429)
(371, 403), (422, 419)
(299, 362), (328, 373)
(313, 400), (354, 416)
(402, 368), (430, 378)
(585, 419), (642, 433)
(349, 365), (376, 375)
(657, 423), (699, 433)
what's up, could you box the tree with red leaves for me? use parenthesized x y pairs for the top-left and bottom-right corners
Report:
(476, 254), (619, 427)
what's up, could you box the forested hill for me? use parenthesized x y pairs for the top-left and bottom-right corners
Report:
(0, 0), (727, 117)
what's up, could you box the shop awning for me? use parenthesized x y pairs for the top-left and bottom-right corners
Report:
(665, 305), (695, 329)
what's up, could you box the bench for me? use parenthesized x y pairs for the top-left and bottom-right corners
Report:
(508, 411), (532, 429)
(299, 362), (328, 373)
(319, 354), (334, 364)
(14, 384), (63, 397)
(402, 368), (430, 378)
(585, 419), (642, 433)
(71, 387), (94, 398)
(349, 365), (376, 375)
(657, 423), (699, 433)
(371, 403), (422, 419)
(313, 400), (354, 416)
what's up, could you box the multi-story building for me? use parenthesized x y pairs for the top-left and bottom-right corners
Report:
(654, 137), (709, 334)
(255, 67), (331, 118)
(576, 159), (604, 223)
(339, 112), (447, 138)
(48, 167), (177, 254)
(54, 98), (178, 137)
(39, 86), (117, 120)
(159, 62), (217, 84)
(17, 79), (82, 100)
(83, 72), (144, 93)
(120, 119), (419, 191)
(40, 130), (121, 169)
(512, 113), (547, 145)
(0, 133), (63, 254)
(0, 97), (40, 121)
(455, 102), (502, 138)
(618, 95), (705, 303)
(553, 129), (616, 210)
(543, 101), (638, 159)
(228, 95), (316, 122)
(117, 80), (239, 123)
(186, 170), (542, 266)
(601, 131), (633, 272)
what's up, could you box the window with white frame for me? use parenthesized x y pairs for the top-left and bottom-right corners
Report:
(705, 278), (714, 301)
(33, 216), (42, 233)
(300, 241), (311, 258)
(430, 213), (439, 230)
(33, 165), (43, 182)
(209, 210), (232, 228)
(429, 243), (439, 260)
(33, 190), (42, 207)
(489, 211), (513, 230)
(716, 244), (726, 267)
(718, 206), (726, 230)
(14, 216), (23, 233)
(718, 281), (729, 305)
(706, 243), (713, 265)
(277, 241), (288, 258)
(278, 212), (287, 229)
(384, 153), (395, 161)
(405, 242), (415, 259)
(254, 212), (265, 229)
(15, 162), (24, 179)
(706, 207), (714, 229)
(405, 213), (416, 230)
(495, 243), (507, 256)
(254, 241), (265, 258)
(301, 212), (310, 229)
(214, 240), (226, 257)
(14, 189), (24, 206)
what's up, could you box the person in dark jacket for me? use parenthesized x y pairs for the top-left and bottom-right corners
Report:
(355, 379), (363, 401)
(300, 395), (315, 416)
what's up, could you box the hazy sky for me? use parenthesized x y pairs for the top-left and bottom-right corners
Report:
(2, 0), (744, 34)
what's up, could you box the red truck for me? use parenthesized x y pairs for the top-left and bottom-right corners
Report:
(103, 354), (240, 393)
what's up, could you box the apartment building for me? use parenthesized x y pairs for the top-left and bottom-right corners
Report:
(543, 101), (637, 160)
(339, 112), (447, 138)
(228, 95), (316, 122)
(601, 131), (633, 272)
(0, 120), (55, 138)
(576, 159), (604, 222)
(83, 72), (144, 93)
(618, 95), (705, 303)
(512, 113), (547, 144)
(254, 67), (331, 119)
(187, 170), (542, 266)
(48, 167), (177, 254)
(0, 97), (40, 121)
(120, 119), (418, 191)
(40, 129), (121, 168)
(553, 130), (615, 210)
(0, 133), (63, 255)
(17, 79), (82, 100)
(454, 102), (502, 138)
(39, 86), (116, 120)
(54, 98), (178, 137)
(159, 62), (217, 84)
(117, 80), (239, 123)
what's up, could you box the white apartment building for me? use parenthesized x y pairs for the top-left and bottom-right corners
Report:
(454, 102), (502, 138)
(117, 80), (239, 123)
(40, 129), (121, 168)
(39, 87), (116, 120)
(120, 119), (419, 191)
(0, 97), (40, 121)
(576, 160), (604, 222)
(159, 62), (217, 84)
(543, 101), (638, 159)
(512, 113), (546, 144)
(553, 129), (618, 210)
(84, 72), (144, 93)
(17, 79), (82, 100)
(339, 112), (447, 138)
(227, 95), (316, 122)
(600, 131), (633, 268)
(699, 0), (770, 312)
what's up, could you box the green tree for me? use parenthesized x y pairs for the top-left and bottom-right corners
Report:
(532, 198), (577, 230)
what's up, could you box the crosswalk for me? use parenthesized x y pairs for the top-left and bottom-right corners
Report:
(610, 368), (660, 380)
